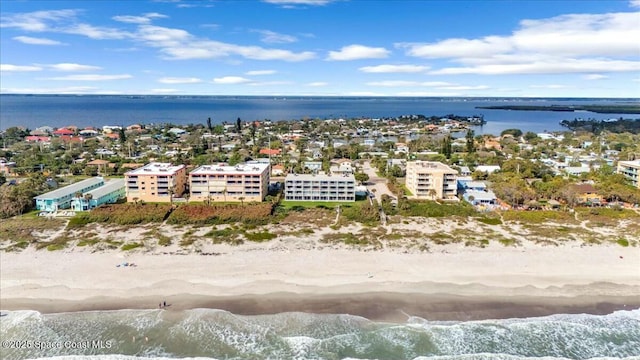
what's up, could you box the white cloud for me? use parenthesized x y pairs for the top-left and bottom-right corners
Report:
(430, 58), (640, 75)
(45, 74), (132, 81)
(245, 70), (277, 75)
(306, 82), (328, 87)
(13, 36), (64, 45)
(112, 13), (168, 24)
(327, 44), (390, 61)
(401, 11), (640, 76)
(212, 76), (251, 84)
(0, 64), (42, 72)
(1, 86), (98, 94)
(366, 80), (488, 91)
(253, 29), (297, 44)
(0, 9), (77, 31)
(149, 88), (180, 94)
(631, 0), (640, 8)
(262, 0), (335, 6)
(158, 77), (202, 84)
(48, 63), (102, 71)
(65, 23), (132, 39)
(366, 80), (456, 87)
(136, 25), (315, 61)
(583, 74), (608, 80)
(359, 64), (429, 73)
(529, 84), (572, 89)
(248, 81), (293, 86)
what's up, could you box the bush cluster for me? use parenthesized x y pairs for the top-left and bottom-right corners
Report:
(167, 203), (273, 225)
(86, 203), (172, 225)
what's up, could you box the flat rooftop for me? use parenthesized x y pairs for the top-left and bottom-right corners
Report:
(618, 160), (640, 167)
(407, 161), (457, 173)
(35, 177), (104, 200)
(126, 162), (185, 176)
(285, 173), (355, 182)
(85, 179), (125, 198)
(190, 162), (270, 175)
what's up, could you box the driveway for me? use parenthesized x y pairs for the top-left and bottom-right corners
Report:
(362, 161), (395, 199)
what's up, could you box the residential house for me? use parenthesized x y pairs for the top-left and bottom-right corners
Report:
(405, 161), (458, 200)
(34, 177), (105, 212)
(284, 173), (355, 202)
(463, 189), (498, 207)
(271, 164), (285, 176)
(303, 161), (323, 172)
(572, 183), (604, 205)
(475, 165), (501, 173)
(125, 162), (187, 202)
(0, 158), (16, 175)
(189, 162), (270, 202)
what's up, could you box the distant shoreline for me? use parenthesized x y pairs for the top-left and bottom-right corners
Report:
(476, 104), (640, 114)
(3, 292), (639, 322)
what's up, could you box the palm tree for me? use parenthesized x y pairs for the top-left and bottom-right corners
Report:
(238, 196), (245, 206)
(428, 188), (437, 201)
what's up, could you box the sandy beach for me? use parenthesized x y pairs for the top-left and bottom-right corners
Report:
(2, 237), (639, 321)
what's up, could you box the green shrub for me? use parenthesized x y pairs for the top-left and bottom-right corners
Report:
(121, 242), (143, 251)
(397, 200), (476, 218)
(67, 214), (92, 229)
(88, 204), (172, 225)
(244, 231), (277, 242)
(617, 238), (629, 247)
(167, 203), (273, 225)
(477, 217), (502, 225)
(47, 243), (66, 251)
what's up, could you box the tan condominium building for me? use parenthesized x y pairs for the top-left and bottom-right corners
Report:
(125, 162), (187, 202)
(189, 162), (270, 202)
(617, 159), (640, 189)
(284, 173), (356, 202)
(405, 161), (458, 200)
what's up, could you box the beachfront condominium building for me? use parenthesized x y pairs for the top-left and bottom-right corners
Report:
(125, 162), (187, 202)
(284, 174), (356, 202)
(405, 161), (458, 200)
(34, 177), (105, 212)
(617, 159), (640, 189)
(70, 179), (126, 211)
(189, 162), (270, 202)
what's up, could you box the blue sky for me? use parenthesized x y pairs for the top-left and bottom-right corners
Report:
(1, 0), (639, 97)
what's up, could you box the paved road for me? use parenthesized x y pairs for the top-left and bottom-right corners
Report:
(362, 161), (395, 199)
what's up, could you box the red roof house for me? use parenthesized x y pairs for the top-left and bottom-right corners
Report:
(259, 148), (281, 156)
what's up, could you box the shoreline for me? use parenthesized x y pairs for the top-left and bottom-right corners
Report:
(2, 292), (639, 322)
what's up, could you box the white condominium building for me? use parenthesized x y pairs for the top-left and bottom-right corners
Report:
(405, 161), (458, 199)
(189, 162), (270, 202)
(617, 159), (640, 189)
(284, 174), (355, 202)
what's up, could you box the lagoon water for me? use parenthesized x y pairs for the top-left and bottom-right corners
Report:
(1, 309), (639, 360)
(1, 95), (638, 135)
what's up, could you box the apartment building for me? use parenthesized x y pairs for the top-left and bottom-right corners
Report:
(189, 162), (270, 202)
(617, 159), (640, 189)
(70, 179), (126, 211)
(405, 161), (458, 200)
(34, 177), (105, 212)
(125, 162), (187, 202)
(284, 174), (355, 202)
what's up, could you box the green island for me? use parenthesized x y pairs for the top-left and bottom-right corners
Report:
(476, 104), (640, 114)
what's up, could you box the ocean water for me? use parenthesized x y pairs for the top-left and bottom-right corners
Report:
(1, 95), (638, 135)
(1, 309), (639, 360)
